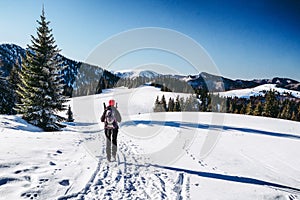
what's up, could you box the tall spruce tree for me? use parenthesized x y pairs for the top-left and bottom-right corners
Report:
(16, 8), (67, 131)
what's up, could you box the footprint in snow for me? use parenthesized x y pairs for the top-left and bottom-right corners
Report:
(56, 150), (63, 154)
(59, 179), (70, 186)
(39, 178), (49, 184)
(49, 161), (56, 166)
(21, 192), (39, 199)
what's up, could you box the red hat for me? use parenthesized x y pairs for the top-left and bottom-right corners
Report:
(108, 99), (115, 106)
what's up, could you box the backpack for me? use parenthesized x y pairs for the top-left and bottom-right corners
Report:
(105, 109), (117, 129)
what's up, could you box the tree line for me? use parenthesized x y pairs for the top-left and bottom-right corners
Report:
(115, 76), (195, 93)
(154, 90), (300, 122)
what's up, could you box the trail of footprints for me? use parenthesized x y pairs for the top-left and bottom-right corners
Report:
(80, 137), (189, 200)
(185, 149), (220, 171)
(19, 133), (190, 199)
(20, 149), (70, 199)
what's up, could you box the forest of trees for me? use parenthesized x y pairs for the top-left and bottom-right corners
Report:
(154, 90), (300, 122)
(115, 75), (195, 93)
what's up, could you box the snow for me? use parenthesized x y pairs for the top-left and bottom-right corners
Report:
(218, 84), (300, 99)
(181, 75), (200, 82)
(1, 86), (300, 199)
(113, 69), (160, 79)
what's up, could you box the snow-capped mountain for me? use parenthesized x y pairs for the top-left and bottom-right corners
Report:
(187, 72), (261, 92)
(113, 69), (300, 93)
(179, 72), (300, 92)
(113, 69), (160, 79)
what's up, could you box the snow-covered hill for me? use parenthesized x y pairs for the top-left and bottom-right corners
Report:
(113, 69), (160, 79)
(218, 84), (300, 99)
(1, 86), (300, 199)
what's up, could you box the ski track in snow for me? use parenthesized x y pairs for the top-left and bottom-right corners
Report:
(57, 125), (189, 200)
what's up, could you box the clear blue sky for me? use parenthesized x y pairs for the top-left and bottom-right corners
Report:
(1, 0), (299, 80)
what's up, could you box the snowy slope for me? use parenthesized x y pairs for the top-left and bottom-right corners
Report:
(218, 84), (300, 98)
(113, 69), (160, 79)
(1, 86), (300, 200)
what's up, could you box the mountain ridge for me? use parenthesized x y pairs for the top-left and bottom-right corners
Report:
(114, 69), (300, 92)
(1, 43), (299, 93)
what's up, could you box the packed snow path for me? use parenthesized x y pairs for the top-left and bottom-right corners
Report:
(57, 124), (190, 200)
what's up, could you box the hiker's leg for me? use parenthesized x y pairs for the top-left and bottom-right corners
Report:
(105, 129), (112, 161)
(112, 129), (118, 160)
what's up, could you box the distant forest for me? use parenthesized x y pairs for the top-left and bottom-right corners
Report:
(153, 90), (300, 122)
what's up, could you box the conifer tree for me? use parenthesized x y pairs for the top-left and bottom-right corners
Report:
(8, 64), (21, 114)
(66, 105), (74, 122)
(174, 95), (181, 112)
(290, 101), (297, 121)
(153, 96), (161, 112)
(239, 103), (246, 114)
(279, 100), (291, 119)
(95, 77), (105, 94)
(179, 97), (186, 111)
(168, 97), (174, 112)
(199, 90), (208, 112)
(263, 90), (279, 118)
(161, 95), (167, 112)
(16, 8), (67, 131)
(296, 103), (300, 121)
(291, 110), (296, 121)
(245, 101), (253, 115)
(253, 101), (263, 116)
(0, 71), (14, 114)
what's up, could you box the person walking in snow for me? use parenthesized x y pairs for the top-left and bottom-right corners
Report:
(101, 99), (121, 162)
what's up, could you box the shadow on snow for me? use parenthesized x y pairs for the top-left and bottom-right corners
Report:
(121, 162), (300, 194)
(121, 120), (300, 140)
(154, 164), (300, 194)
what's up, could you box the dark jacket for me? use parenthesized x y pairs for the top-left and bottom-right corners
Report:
(101, 106), (121, 129)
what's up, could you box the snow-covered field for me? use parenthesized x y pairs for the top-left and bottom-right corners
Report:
(1, 86), (300, 200)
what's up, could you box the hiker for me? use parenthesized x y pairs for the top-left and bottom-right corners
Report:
(101, 99), (122, 161)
